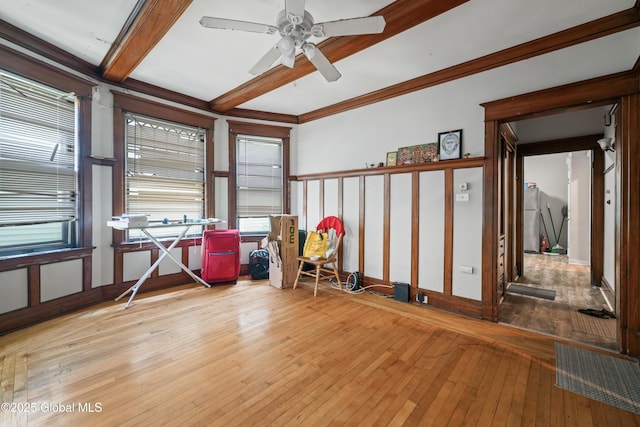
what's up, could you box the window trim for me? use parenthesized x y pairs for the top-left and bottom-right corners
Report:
(0, 45), (93, 263)
(111, 92), (216, 245)
(227, 121), (291, 232)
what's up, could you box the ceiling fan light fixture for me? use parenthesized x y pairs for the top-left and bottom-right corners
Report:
(302, 43), (316, 59)
(278, 36), (295, 55)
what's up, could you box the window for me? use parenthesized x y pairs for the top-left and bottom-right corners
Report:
(124, 113), (205, 240)
(227, 121), (290, 235)
(0, 70), (78, 256)
(236, 135), (283, 233)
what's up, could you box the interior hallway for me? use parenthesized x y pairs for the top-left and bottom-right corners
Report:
(499, 253), (617, 351)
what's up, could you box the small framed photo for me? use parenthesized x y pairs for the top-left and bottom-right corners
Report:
(397, 146), (413, 165)
(438, 129), (462, 160)
(423, 142), (439, 162)
(410, 145), (424, 164)
(386, 151), (397, 167)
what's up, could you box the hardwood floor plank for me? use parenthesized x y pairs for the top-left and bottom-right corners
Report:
(504, 354), (531, 426)
(520, 356), (543, 427)
(387, 399), (417, 427)
(485, 352), (517, 426)
(476, 348), (516, 427)
(443, 347), (486, 426)
(535, 356), (554, 426)
(400, 332), (469, 425)
(349, 330), (436, 425)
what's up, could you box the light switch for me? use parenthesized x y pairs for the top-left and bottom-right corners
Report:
(456, 193), (469, 202)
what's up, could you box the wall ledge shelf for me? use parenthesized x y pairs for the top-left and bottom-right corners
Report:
(292, 156), (485, 181)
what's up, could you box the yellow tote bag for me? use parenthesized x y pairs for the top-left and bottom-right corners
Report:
(303, 231), (329, 258)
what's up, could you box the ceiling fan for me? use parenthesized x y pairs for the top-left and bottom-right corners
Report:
(199, 0), (386, 82)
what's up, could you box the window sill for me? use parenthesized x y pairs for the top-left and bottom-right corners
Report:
(239, 234), (267, 243)
(0, 247), (94, 272)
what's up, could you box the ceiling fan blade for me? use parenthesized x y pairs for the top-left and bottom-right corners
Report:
(285, 0), (306, 24)
(249, 45), (282, 75)
(302, 43), (341, 82)
(200, 16), (277, 34)
(312, 16), (386, 37)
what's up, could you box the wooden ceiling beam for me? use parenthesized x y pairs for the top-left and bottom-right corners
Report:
(210, 0), (469, 112)
(102, 0), (192, 82)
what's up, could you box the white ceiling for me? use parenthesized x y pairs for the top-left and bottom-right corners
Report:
(0, 0), (638, 122)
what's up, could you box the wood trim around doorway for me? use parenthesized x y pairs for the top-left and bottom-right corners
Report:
(482, 70), (640, 356)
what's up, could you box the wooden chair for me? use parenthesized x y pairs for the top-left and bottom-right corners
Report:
(293, 216), (345, 296)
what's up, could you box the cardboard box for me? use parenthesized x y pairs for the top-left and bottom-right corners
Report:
(266, 215), (298, 289)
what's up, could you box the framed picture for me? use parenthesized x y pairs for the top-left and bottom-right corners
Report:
(438, 129), (462, 160)
(423, 142), (439, 162)
(410, 145), (424, 164)
(397, 146), (412, 165)
(386, 151), (397, 167)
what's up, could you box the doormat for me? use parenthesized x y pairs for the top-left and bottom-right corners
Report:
(507, 283), (556, 300)
(556, 343), (640, 414)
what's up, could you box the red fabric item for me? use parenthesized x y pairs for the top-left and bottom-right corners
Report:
(316, 216), (345, 236)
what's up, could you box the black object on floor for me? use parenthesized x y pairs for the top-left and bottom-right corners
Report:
(393, 282), (410, 303)
(578, 308), (616, 319)
(249, 249), (269, 280)
(507, 283), (556, 300)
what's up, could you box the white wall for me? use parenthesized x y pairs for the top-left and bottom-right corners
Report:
(341, 177), (360, 273)
(567, 151), (592, 265)
(602, 117), (617, 289)
(452, 168), (484, 300)
(363, 175), (384, 279)
(418, 171), (445, 293)
(389, 173), (413, 284)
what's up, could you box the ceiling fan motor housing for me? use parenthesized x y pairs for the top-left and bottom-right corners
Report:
(277, 10), (314, 47)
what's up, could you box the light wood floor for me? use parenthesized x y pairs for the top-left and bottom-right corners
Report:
(500, 254), (617, 351)
(2, 277), (638, 426)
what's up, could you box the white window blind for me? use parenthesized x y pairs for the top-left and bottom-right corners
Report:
(125, 113), (205, 239)
(0, 70), (77, 255)
(236, 134), (283, 233)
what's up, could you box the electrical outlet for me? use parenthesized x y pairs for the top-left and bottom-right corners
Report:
(459, 265), (474, 274)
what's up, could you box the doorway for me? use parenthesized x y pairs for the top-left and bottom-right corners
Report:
(482, 71), (640, 356)
(499, 147), (616, 350)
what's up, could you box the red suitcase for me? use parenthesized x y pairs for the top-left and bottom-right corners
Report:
(201, 229), (240, 283)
